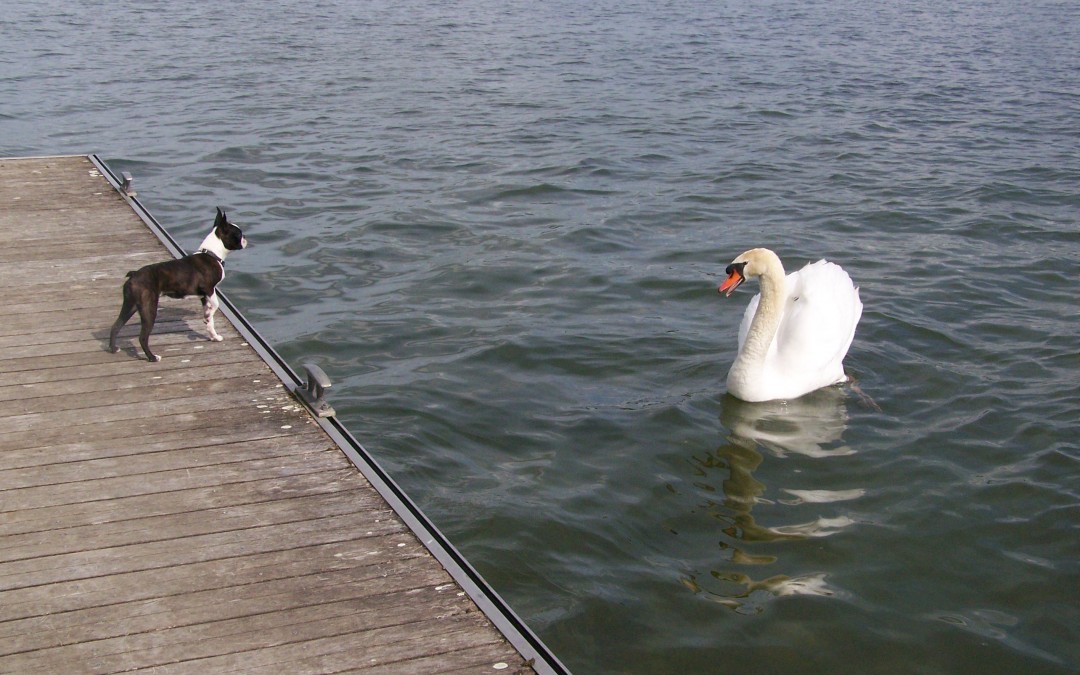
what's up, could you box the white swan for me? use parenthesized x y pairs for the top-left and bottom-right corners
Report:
(719, 248), (862, 402)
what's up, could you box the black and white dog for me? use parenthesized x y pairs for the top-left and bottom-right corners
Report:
(109, 207), (247, 362)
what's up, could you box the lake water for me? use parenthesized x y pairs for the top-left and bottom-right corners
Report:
(2, 0), (1078, 672)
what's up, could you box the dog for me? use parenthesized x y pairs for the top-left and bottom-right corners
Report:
(109, 207), (247, 362)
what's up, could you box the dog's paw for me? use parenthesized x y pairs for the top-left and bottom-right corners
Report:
(209, 334), (224, 342)
(148, 354), (162, 362)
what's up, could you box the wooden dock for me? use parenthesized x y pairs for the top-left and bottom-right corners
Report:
(0, 156), (557, 673)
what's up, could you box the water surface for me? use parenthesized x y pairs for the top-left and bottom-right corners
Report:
(2, 1), (1078, 672)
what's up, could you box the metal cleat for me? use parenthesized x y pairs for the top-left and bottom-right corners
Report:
(295, 362), (336, 418)
(120, 171), (136, 196)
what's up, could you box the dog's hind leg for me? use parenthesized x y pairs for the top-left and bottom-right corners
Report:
(203, 292), (224, 342)
(137, 294), (161, 362)
(109, 282), (138, 353)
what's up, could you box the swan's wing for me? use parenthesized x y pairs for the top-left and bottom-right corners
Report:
(774, 260), (862, 378)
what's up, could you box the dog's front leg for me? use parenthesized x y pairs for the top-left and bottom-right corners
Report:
(203, 292), (224, 341)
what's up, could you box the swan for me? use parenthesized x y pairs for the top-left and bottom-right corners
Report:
(718, 248), (862, 402)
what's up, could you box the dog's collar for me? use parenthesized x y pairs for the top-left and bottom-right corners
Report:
(197, 249), (225, 265)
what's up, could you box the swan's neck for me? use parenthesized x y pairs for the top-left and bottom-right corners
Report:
(734, 258), (787, 371)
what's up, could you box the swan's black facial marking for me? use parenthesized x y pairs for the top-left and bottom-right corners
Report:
(719, 262), (748, 296)
(725, 262), (747, 277)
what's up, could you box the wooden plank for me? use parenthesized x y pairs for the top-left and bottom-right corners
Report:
(126, 614), (504, 674)
(0, 509), (408, 592)
(0, 156), (536, 674)
(2, 343), (254, 388)
(2, 542), (438, 643)
(0, 372), (290, 416)
(0, 359), (273, 406)
(6, 287), (139, 317)
(0, 398), (301, 457)
(1, 441), (338, 512)
(0, 433), (331, 493)
(5, 576), (487, 674)
(0, 383), (295, 435)
(0, 533), (428, 627)
(0, 302), (230, 338)
(0, 408), (306, 469)
(0, 298), (175, 333)
(0, 468), (363, 536)
(0, 489), (382, 561)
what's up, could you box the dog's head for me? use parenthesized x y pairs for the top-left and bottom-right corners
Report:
(213, 207), (248, 251)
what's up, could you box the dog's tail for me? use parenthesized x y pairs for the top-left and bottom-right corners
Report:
(125, 271), (136, 279)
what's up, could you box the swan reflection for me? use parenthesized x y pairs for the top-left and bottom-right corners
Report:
(720, 386), (854, 458)
(681, 389), (863, 611)
(716, 387), (863, 540)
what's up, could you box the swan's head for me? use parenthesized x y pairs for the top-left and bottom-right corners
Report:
(719, 248), (782, 296)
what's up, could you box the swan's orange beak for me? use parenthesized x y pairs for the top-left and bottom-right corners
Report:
(719, 264), (746, 297)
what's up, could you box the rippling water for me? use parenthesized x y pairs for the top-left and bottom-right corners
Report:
(3, 0), (1078, 672)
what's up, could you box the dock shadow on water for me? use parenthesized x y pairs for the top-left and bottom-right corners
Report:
(679, 388), (864, 614)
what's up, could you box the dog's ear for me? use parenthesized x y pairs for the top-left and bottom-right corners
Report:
(214, 207), (226, 227)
